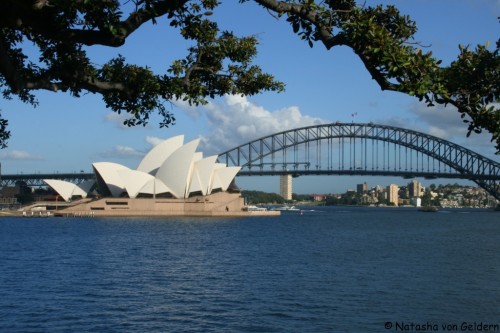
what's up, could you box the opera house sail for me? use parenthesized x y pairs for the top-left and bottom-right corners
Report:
(42, 135), (276, 216)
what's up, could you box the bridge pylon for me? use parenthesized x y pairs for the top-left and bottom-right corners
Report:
(280, 174), (293, 200)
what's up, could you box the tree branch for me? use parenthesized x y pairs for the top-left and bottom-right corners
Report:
(254, 0), (348, 49)
(353, 50), (400, 91)
(22, 73), (127, 95)
(3, 0), (190, 47)
(0, 39), (24, 93)
(254, 0), (398, 90)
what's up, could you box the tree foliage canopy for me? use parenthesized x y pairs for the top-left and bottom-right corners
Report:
(247, 0), (499, 153)
(0, 0), (498, 152)
(0, 0), (284, 148)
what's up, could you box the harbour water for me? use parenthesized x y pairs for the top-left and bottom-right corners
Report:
(1, 206), (499, 332)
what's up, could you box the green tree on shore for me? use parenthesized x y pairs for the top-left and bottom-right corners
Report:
(242, 190), (285, 204)
(421, 189), (433, 207)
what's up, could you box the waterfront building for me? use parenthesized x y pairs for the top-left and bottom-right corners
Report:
(410, 197), (422, 207)
(280, 174), (292, 200)
(398, 185), (409, 199)
(357, 182), (368, 194)
(409, 180), (424, 198)
(387, 184), (399, 206)
(45, 135), (240, 201)
(359, 193), (378, 205)
(311, 194), (327, 202)
(39, 136), (278, 217)
(378, 190), (387, 203)
(0, 182), (30, 203)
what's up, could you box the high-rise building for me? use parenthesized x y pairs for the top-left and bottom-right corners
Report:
(280, 174), (292, 200)
(357, 182), (368, 194)
(387, 184), (399, 206)
(409, 180), (423, 198)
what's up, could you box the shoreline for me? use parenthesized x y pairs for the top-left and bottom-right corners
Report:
(1, 209), (280, 218)
(3, 193), (281, 218)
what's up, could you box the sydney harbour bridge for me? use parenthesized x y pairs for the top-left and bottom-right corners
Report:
(1, 123), (499, 200)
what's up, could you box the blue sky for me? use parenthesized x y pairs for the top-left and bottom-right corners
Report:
(0, 0), (499, 194)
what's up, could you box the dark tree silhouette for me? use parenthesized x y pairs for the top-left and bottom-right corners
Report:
(1, 1), (498, 152)
(247, 0), (499, 152)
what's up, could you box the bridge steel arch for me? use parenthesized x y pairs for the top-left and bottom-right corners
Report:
(218, 123), (500, 200)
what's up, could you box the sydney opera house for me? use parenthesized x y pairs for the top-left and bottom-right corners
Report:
(43, 135), (276, 217)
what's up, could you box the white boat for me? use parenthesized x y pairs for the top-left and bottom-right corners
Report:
(243, 205), (268, 212)
(272, 205), (300, 211)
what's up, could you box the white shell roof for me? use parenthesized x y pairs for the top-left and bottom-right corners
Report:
(46, 136), (241, 201)
(138, 178), (171, 196)
(209, 164), (226, 193)
(213, 166), (241, 191)
(136, 135), (184, 175)
(117, 169), (155, 199)
(189, 155), (218, 195)
(92, 162), (129, 197)
(155, 138), (200, 199)
(43, 179), (77, 202)
(43, 179), (95, 202)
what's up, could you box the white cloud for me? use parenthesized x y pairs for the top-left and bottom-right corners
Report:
(184, 95), (329, 154)
(104, 112), (129, 128)
(409, 103), (472, 139)
(97, 145), (144, 159)
(383, 102), (497, 159)
(116, 145), (144, 157)
(426, 126), (450, 139)
(382, 103), (468, 139)
(174, 98), (201, 119)
(145, 136), (164, 147)
(0, 150), (42, 160)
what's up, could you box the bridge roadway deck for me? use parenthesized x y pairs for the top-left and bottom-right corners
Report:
(1, 169), (498, 187)
(0, 173), (95, 187)
(237, 169), (499, 180)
